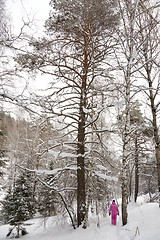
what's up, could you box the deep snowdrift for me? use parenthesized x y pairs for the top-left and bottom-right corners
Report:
(0, 200), (160, 240)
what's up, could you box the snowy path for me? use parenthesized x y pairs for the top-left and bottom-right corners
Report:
(0, 215), (122, 240)
(0, 202), (160, 240)
(90, 217), (121, 240)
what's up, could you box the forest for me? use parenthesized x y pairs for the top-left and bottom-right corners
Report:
(0, 0), (160, 238)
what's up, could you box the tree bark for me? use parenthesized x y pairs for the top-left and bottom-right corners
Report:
(77, 89), (86, 226)
(134, 135), (139, 202)
(77, 39), (87, 225)
(122, 147), (129, 225)
(122, 72), (130, 225)
(148, 71), (160, 207)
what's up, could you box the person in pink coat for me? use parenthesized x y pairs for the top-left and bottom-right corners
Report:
(109, 200), (119, 225)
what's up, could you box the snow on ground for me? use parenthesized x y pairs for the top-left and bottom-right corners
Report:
(0, 199), (160, 240)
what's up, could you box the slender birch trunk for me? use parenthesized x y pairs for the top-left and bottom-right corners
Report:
(134, 135), (139, 202)
(117, 0), (140, 225)
(122, 73), (131, 225)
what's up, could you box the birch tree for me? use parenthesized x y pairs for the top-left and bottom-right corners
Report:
(137, 1), (160, 206)
(116, 0), (160, 225)
(115, 0), (144, 225)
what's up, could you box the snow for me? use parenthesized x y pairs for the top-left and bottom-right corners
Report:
(94, 171), (118, 182)
(35, 165), (77, 175)
(0, 198), (160, 240)
(82, 106), (90, 114)
(96, 164), (107, 171)
(63, 143), (76, 151)
(59, 152), (78, 158)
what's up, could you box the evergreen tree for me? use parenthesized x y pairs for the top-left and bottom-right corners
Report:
(38, 162), (57, 217)
(0, 129), (5, 177)
(1, 172), (36, 238)
(0, 111), (8, 177)
(129, 102), (152, 202)
(38, 185), (57, 218)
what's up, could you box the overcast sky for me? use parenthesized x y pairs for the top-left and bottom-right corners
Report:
(7, 0), (50, 35)
(4, 0), (52, 114)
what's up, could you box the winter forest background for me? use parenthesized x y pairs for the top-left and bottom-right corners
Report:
(0, 0), (160, 238)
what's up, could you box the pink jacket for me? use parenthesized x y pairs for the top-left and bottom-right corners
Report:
(109, 201), (119, 216)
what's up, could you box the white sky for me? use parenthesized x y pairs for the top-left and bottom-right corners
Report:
(3, 0), (51, 118)
(7, 0), (50, 36)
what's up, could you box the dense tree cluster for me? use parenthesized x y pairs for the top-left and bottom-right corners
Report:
(0, 0), (159, 237)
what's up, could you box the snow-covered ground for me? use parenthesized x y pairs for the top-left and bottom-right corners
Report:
(0, 198), (160, 240)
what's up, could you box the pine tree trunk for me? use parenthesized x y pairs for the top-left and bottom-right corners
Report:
(16, 225), (20, 238)
(77, 142), (86, 226)
(77, 32), (89, 226)
(77, 77), (86, 226)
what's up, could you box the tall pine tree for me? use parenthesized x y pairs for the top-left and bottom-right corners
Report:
(16, 0), (119, 227)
